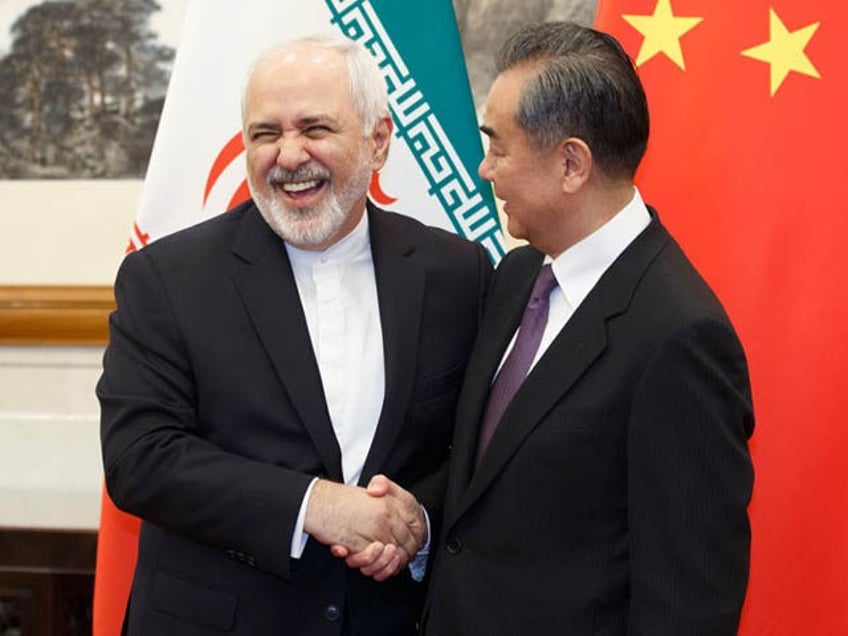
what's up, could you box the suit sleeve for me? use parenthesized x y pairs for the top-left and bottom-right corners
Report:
(627, 317), (754, 635)
(98, 249), (313, 580)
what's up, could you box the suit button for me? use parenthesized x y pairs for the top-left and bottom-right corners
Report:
(445, 537), (462, 554)
(324, 604), (341, 622)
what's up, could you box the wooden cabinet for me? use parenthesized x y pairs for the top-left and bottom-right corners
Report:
(0, 529), (95, 636)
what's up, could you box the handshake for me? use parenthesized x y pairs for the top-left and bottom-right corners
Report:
(304, 474), (427, 581)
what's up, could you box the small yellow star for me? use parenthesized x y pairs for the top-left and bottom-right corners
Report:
(622, 0), (704, 69)
(742, 9), (820, 96)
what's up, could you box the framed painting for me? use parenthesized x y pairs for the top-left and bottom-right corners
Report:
(0, 0), (185, 343)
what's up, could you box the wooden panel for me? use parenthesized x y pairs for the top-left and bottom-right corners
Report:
(0, 528), (96, 635)
(0, 286), (114, 345)
(0, 528), (98, 572)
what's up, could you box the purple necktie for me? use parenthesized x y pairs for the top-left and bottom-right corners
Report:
(475, 264), (558, 466)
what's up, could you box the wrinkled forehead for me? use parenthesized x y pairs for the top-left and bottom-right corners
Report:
(243, 43), (352, 119)
(249, 42), (346, 88)
(275, 41), (345, 70)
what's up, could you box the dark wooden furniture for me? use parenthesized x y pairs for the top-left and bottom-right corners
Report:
(0, 528), (96, 635)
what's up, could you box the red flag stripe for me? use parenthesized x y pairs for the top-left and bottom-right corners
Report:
(203, 130), (245, 206)
(227, 179), (252, 211)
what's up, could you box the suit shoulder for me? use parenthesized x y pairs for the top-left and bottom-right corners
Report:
(652, 235), (730, 317)
(496, 245), (542, 269)
(378, 207), (481, 253)
(118, 202), (256, 286)
(135, 201), (252, 260)
(620, 227), (740, 348)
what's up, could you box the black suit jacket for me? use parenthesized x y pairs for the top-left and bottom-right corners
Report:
(424, 215), (754, 635)
(98, 201), (491, 635)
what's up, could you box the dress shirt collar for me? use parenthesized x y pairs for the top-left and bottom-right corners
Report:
(547, 188), (651, 312)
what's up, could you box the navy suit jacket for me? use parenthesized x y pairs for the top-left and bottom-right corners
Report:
(98, 200), (491, 635)
(424, 214), (754, 635)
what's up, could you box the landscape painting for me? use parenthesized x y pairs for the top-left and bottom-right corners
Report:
(0, 0), (176, 179)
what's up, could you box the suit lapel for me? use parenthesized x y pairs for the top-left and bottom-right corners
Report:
(458, 305), (608, 513)
(359, 204), (426, 483)
(230, 205), (343, 481)
(453, 218), (670, 519)
(448, 249), (542, 500)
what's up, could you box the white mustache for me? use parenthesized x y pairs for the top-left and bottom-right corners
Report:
(266, 164), (331, 185)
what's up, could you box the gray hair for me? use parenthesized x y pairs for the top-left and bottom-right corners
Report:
(244, 33), (390, 135)
(497, 22), (649, 179)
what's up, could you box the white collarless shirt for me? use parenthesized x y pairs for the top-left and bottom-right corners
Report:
(285, 213), (432, 576)
(286, 212), (384, 558)
(286, 211), (385, 487)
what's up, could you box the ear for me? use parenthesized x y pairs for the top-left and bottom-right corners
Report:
(558, 137), (592, 194)
(370, 116), (394, 170)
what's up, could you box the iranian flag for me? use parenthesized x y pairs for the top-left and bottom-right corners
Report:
(595, 1), (848, 634)
(93, 1), (502, 634)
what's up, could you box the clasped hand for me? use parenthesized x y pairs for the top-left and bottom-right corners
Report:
(304, 475), (426, 581)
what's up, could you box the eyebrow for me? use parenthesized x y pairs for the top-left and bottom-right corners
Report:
(298, 115), (337, 128)
(479, 125), (497, 139)
(246, 115), (337, 133)
(246, 122), (278, 135)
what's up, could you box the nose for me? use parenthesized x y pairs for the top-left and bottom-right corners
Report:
(478, 153), (494, 182)
(276, 136), (310, 170)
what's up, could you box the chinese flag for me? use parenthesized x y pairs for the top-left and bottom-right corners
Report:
(595, 1), (848, 633)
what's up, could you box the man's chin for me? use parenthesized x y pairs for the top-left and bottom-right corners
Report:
(264, 200), (349, 249)
(506, 218), (526, 242)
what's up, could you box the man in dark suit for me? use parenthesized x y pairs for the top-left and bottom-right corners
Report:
(424, 22), (754, 635)
(98, 35), (491, 635)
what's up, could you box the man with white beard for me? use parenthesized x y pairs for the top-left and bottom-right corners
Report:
(98, 35), (492, 635)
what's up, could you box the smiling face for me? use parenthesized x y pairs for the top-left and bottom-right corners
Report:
(243, 42), (390, 250)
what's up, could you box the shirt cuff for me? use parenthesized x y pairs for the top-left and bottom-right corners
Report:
(290, 477), (319, 559)
(408, 505), (431, 582)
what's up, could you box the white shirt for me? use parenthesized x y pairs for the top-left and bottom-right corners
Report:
(503, 188), (652, 374)
(283, 213), (431, 577)
(286, 211), (384, 557)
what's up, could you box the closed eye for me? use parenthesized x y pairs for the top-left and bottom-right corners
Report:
(248, 126), (279, 143)
(304, 125), (332, 137)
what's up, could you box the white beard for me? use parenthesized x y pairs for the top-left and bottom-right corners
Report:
(248, 151), (372, 248)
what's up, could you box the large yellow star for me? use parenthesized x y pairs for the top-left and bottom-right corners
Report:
(622, 0), (704, 69)
(742, 8), (820, 97)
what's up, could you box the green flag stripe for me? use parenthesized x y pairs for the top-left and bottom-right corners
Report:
(326, 0), (505, 262)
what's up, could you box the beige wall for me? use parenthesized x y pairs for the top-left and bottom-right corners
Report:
(0, 181), (141, 285)
(0, 346), (104, 529)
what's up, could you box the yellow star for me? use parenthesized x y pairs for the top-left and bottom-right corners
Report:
(622, 0), (704, 69)
(742, 8), (820, 96)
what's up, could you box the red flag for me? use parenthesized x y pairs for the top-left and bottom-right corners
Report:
(595, 1), (848, 633)
(92, 491), (140, 636)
